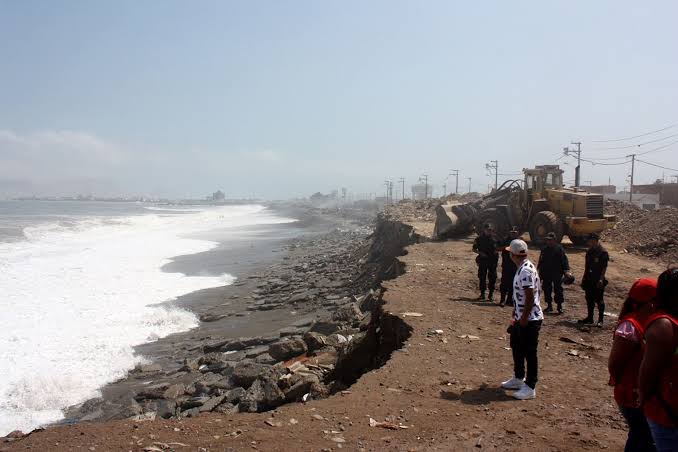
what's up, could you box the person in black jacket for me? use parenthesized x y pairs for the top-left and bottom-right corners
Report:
(537, 232), (572, 314)
(499, 227), (520, 307)
(472, 224), (499, 301)
(578, 233), (610, 327)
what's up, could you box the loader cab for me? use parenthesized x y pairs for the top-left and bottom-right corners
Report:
(523, 165), (564, 204)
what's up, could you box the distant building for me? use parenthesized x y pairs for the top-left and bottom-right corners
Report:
(411, 183), (432, 200)
(212, 190), (225, 201)
(633, 183), (678, 208)
(606, 192), (660, 210)
(587, 185), (616, 195)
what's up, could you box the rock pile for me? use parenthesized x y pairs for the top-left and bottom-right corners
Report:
(603, 200), (678, 262)
(384, 200), (437, 223)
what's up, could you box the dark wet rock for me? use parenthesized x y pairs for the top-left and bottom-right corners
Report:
(134, 383), (170, 401)
(180, 407), (201, 418)
(151, 399), (177, 419)
(268, 339), (307, 362)
(135, 363), (162, 373)
(199, 313), (227, 322)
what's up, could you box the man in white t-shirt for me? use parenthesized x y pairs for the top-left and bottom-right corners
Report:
(500, 239), (544, 400)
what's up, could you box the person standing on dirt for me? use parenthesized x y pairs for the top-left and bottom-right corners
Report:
(578, 233), (609, 327)
(501, 239), (543, 400)
(608, 278), (658, 452)
(499, 227), (520, 307)
(639, 267), (678, 451)
(472, 223), (499, 301)
(537, 232), (572, 314)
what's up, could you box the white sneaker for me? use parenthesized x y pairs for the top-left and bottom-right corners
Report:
(511, 384), (536, 400)
(501, 377), (524, 390)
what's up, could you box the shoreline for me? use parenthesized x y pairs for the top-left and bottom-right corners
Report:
(60, 204), (380, 425)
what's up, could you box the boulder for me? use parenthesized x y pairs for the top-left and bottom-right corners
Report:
(239, 377), (284, 413)
(254, 353), (277, 365)
(232, 361), (271, 388)
(224, 387), (247, 405)
(213, 402), (239, 414)
(331, 303), (363, 323)
(180, 396), (210, 410)
(284, 373), (321, 402)
(268, 339), (307, 362)
(303, 331), (327, 353)
(163, 383), (186, 400)
(134, 383), (170, 401)
(199, 395), (226, 412)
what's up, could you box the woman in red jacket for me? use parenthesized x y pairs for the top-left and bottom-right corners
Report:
(609, 278), (657, 452)
(639, 267), (678, 452)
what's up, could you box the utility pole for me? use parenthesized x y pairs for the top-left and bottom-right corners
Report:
(398, 177), (405, 200)
(449, 169), (460, 194)
(628, 154), (636, 203)
(564, 142), (582, 188)
(420, 174), (429, 199)
(467, 177), (472, 193)
(485, 161), (499, 190)
(442, 182), (447, 197)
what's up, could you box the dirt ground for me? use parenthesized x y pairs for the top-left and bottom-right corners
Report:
(4, 227), (669, 452)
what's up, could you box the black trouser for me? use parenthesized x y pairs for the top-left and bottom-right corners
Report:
(542, 276), (564, 308)
(477, 260), (497, 295)
(584, 284), (606, 322)
(510, 320), (542, 389)
(500, 273), (514, 305)
(619, 406), (656, 452)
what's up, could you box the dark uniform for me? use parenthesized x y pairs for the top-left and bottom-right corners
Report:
(473, 232), (499, 299)
(537, 243), (570, 312)
(499, 237), (517, 306)
(581, 244), (609, 324)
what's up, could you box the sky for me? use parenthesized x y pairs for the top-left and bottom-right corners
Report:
(1, 1), (678, 199)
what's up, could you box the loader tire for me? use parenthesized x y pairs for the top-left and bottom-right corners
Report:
(529, 211), (563, 246)
(476, 208), (510, 239)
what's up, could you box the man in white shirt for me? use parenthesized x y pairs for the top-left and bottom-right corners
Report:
(501, 239), (544, 400)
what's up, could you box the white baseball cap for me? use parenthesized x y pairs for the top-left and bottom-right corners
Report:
(506, 239), (528, 256)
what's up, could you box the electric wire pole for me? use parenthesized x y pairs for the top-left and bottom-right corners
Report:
(564, 142), (582, 187)
(485, 161), (498, 190)
(420, 174), (429, 200)
(628, 154), (636, 203)
(398, 177), (405, 201)
(450, 169), (460, 194)
(467, 177), (472, 193)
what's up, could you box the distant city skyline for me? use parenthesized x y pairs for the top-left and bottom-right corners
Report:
(2, 1), (677, 199)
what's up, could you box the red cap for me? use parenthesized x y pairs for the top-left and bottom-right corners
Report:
(629, 278), (658, 303)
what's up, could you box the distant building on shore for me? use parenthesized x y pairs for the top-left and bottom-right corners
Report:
(411, 183), (432, 200)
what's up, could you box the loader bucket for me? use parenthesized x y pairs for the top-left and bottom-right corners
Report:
(433, 203), (473, 239)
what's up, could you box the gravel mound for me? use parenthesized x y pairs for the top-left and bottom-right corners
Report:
(603, 200), (678, 262)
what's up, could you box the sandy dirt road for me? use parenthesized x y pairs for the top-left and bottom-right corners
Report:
(4, 231), (668, 451)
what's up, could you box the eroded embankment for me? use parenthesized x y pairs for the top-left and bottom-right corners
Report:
(2, 214), (420, 443)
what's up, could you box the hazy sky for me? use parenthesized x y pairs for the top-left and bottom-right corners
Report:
(2, 1), (677, 199)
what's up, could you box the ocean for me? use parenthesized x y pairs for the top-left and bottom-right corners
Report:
(0, 200), (295, 435)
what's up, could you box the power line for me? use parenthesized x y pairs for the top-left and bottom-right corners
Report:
(591, 122), (678, 143)
(593, 132), (678, 150)
(635, 158), (678, 173)
(636, 138), (678, 156)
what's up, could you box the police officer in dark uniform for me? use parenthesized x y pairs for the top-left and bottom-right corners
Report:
(537, 231), (572, 314)
(578, 232), (609, 327)
(473, 223), (499, 301)
(499, 227), (520, 307)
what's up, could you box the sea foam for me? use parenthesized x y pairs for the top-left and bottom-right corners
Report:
(0, 204), (294, 435)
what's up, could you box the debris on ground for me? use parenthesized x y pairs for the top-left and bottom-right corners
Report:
(604, 199), (678, 262)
